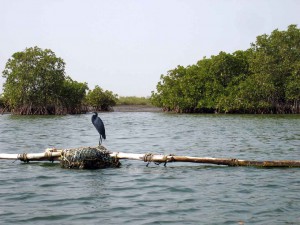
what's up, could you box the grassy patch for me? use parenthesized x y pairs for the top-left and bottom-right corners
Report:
(117, 96), (152, 105)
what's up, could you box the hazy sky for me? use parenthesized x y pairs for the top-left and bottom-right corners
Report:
(1, 0), (300, 97)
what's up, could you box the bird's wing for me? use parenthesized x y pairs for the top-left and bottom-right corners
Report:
(93, 117), (106, 139)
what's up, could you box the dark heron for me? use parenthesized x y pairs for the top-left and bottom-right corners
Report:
(91, 112), (106, 145)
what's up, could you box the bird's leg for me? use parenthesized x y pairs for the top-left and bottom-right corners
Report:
(99, 136), (102, 146)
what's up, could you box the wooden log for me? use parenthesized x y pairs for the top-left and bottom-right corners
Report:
(110, 152), (300, 167)
(0, 149), (61, 162)
(1, 147), (300, 167)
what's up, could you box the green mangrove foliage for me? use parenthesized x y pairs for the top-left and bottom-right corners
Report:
(2, 46), (116, 115)
(0, 94), (5, 108)
(86, 85), (118, 111)
(151, 25), (300, 114)
(2, 47), (67, 114)
(60, 76), (89, 114)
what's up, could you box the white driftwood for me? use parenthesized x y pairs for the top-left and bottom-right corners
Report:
(110, 152), (300, 167)
(0, 150), (61, 162)
(1, 148), (300, 167)
(0, 153), (20, 160)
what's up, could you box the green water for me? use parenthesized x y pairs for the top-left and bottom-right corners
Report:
(0, 113), (299, 224)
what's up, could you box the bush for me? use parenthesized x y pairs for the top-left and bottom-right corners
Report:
(86, 86), (118, 111)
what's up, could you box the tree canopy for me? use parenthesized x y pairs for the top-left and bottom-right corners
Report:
(2, 47), (67, 114)
(151, 25), (300, 114)
(1, 46), (116, 115)
(86, 85), (118, 111)
(60, 76), (89, 114)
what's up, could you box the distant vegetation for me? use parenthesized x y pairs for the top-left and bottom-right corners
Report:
(2, 25), (300, 115)
(1, 46), (117, 115)
(151, 25), (300, 114)
(117, 96), (151, 105)
(0, 94), (6, 110)
(0, 46), (151, 115)
(86, 85), (118, 111)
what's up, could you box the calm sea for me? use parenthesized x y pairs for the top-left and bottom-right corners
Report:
(0, 112), (299, 224)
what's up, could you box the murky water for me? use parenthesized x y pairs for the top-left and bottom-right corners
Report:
(0, 113), (299, 224)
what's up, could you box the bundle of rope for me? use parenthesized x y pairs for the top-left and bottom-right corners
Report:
(60, 146), (120, 169)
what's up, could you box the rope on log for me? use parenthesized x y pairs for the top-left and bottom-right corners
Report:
(1, 146), (300, 168)
(0, 146), (120, 169)
(109, 152), (300, 168)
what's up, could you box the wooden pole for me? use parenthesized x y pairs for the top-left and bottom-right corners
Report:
(0, 150), (61, 162)
(109, 152), (300, 167)
(1, 148), (300, 167)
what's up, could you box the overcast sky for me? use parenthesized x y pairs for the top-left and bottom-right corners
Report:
(1, 0), (300, 97)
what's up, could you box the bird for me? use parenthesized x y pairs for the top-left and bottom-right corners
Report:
(91, 112), (106, 145)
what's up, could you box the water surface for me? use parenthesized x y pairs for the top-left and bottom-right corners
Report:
(0, 113), (299, 224)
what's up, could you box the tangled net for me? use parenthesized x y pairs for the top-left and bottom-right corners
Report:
(60, 145), (120, 169)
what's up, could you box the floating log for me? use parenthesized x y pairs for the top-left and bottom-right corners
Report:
(0, 151), (61, 162)
(0, 146), (120, 169)
(110, 152), (300, 167)
(0, 146), (300, 168)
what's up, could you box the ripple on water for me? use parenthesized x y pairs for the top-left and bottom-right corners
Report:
(0, 113), (300, 224)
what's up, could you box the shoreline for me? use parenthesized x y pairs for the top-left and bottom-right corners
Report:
(112, 105), (162, 112)
(0, 105), (162, 115)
